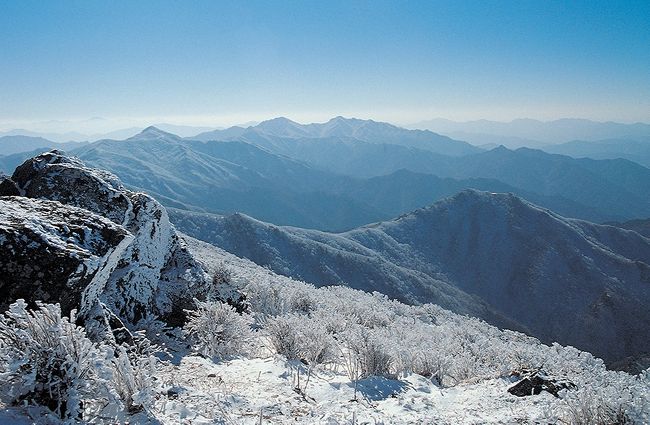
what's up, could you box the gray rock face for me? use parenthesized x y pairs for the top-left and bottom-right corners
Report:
(0, 174), (19, 196)
(0, 151), (215, 336)
(0, 197), (131, 315)
(11, 150), (131, 224)
(507, 369), (575, 397)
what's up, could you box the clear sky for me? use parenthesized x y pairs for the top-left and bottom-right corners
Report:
(0, 0), (648, 129)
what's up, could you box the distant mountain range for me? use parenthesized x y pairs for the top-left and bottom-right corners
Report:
(3, 117), (650, 229)
(193, 116), (482, 156)
(542, 137), (650, 168)
(409, 118), (650, 147)
(75, 125), (650, 226)
(0, 123), (217, 143)
(169, 190), (650, 366)
(0, 135), (86, 155)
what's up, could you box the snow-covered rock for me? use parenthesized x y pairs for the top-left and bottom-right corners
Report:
(0, 196), (132, 316)
(0, 151), (214, 334)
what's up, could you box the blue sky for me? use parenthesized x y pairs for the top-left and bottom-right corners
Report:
(0, 0), (648, 128)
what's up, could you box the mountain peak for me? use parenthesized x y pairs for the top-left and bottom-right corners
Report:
(132, 126), (179, 140)
(398, 189), (530, 223)
(257, 117), (301, 127)
(253, 117), (307, 137)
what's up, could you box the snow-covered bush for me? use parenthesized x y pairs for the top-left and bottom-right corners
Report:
(184, 300), (254, 359)
(211, 262), (233, 286)
(553, 369), (650, 425)
(0, 300), (163, 421)
(0, 300), (110, 420)
(394, 324), (451, 385)
(108, 345), (157, 414)
(265, 315), (302, 360)
(264, 314), (337, 365)
(340, 325), (393, 379)
(557, 391), (632, 424)
(245, 278), (318, 318)
(320, 287), (394, 329)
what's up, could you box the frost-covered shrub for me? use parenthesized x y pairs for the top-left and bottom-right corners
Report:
(558, 392), (632, 425)
(394, 324), (451, 385)
(264, 314), (336, 365)
(265, 315), (302, 360)
(245, 278), (318, 318)
(212, 263), (233, 285)
(0, 300), (162, 421)
(0, 300), (109, 420)
(294, 318), (337, 365)
(553, 369), (650, 425)
(288, 289), (316, 314)
(184, 300), (253, 359)
(340, 325), (393, 379)
(320, 287), (394, 329)
(109, 345), (157, 414)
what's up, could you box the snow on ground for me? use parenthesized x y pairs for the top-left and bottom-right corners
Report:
(1, 234), (646, 424)
(150, 354), (554, 424)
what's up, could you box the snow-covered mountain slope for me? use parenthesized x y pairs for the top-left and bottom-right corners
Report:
(170, 209), (522, 331)
(136, 235), (648, 424)
(193, 116), (482, 156)
(1, 153), (648, 423)
(170, 190), (650, 366)
(609, 218), (650, 238)
(0, 151), (213, 336)
(2, 232), (648, 423)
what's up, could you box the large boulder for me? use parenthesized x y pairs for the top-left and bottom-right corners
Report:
(0, 197), (132, 315)
(1, 151), (218, 336)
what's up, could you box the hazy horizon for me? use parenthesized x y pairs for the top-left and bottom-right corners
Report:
(1, 1), (649, 129)
(2, 115), (650, 138)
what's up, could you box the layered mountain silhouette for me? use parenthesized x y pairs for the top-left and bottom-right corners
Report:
(409, 118), (650, 146)
(194, 116), (482, 156)
(77, 123), (650, 225)
(170, 190), (650, 365)
(543, 137), (650, 168)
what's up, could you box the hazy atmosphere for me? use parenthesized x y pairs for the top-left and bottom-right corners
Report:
(1, 1), (649, 424)
(1, 0), (649, 132)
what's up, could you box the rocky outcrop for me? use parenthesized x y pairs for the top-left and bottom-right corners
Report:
(0, 197), (132, 315)
(507, 369), (575, 397)
(0, 151), (218, 337)
(0, 173), (19, 196)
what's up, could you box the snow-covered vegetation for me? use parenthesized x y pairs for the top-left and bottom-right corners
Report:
(1, 153), (649, 423)
(8, 236), (643, 424)
(0, 300), (157, 422)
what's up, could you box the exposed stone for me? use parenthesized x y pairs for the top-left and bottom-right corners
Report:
(508, 368), (576, 397)
(0, 197), (131, 315)
(0, 151), (226, 338)
(0, 174), (19, 196)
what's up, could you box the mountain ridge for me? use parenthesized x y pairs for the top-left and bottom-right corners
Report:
(170, 189), (650, 365)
